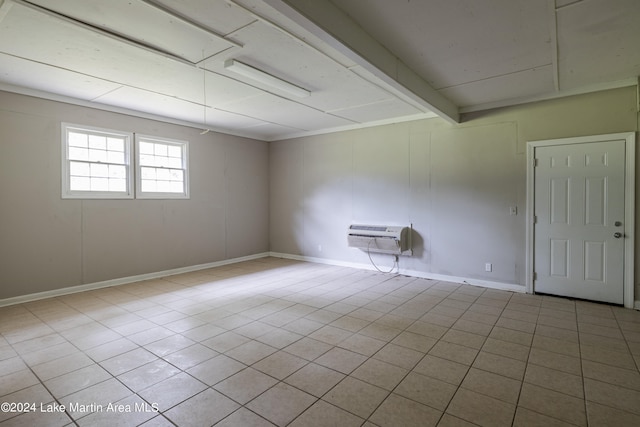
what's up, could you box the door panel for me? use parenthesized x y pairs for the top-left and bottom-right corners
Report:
(534, 140), (625, 304)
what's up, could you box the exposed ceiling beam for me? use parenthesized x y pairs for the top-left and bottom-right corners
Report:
(260, 0), (460, 124)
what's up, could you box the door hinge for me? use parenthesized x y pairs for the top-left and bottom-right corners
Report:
(534, 158), (539, 167)
(533, 272), (537, 281)
(533, 215), (538, 224)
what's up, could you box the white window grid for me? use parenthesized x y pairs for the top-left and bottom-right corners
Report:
(61, 123), (133, 199)
(135, 134), (189, 199)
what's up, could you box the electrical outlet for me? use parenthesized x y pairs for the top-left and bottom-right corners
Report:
(485, 263), (492, 272)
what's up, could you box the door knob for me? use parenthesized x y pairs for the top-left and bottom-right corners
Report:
(614, 232), (623, 238)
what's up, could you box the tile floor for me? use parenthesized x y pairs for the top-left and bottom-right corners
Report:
(1, 257), (640, 426)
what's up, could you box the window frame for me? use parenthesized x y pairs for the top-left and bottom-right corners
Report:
(134, 134), (190, 200)
(61, 123), (134, 199)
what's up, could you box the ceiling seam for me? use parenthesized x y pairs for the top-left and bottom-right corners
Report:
(435, 64), (554, 90)
(224, 0), (431, 117)
(549, 0), (560, 92)
(15, 0), (197, 67)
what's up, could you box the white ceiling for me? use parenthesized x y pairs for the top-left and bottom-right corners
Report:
(0, 0), (638, 141)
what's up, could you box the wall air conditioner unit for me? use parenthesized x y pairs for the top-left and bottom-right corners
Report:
(347, 224), (412, 256)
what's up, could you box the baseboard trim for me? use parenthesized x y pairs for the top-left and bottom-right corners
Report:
(635, 300), (640, 310)
(269, 252), (526, 294)
(0, 252), (271, 308)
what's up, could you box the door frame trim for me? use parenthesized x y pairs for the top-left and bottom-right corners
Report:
(526, 132), (636, 308)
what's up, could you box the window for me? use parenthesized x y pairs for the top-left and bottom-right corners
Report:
(62, 123), (133, 199)
(135, 135), (189, 199)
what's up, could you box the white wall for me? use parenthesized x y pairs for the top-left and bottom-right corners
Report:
(0, 91), (269, 300)
(270, 87), (639, 296)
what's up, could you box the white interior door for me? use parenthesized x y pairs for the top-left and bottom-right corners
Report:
(533, 139), (626, 304)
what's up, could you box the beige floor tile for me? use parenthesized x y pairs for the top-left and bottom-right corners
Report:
(164, 389), (240, 427)
(535, 324), (579, 342)
(584, 378), (640, 415)
(580, 331), (629, 352)
(255, 328), (303, 349)
(161, 343), (218, 370)
(0, 369), (40, 398)
(76, 394), (157, 427)
(518, 383), (587, 426)
(0, 404), (72, 427)
(308, 325), (353, 345)
(579, 322), (624, 339)
(252, 350), (307, 379)
(582, 359), (640, 391)
(284, 362), (345, 397)
(528, 348), (581, 375)
(395, 371), (457, 410)
(283, 337), (332, 361)
(214, 367), (278, 404)
(513, 407), (578, 427)
(100, 348), (158, 376)
(201, 331), (250, 353)
(30, 352), (95, 382)
(406, 321), (448, 339)
(392, 331), (438, 353)
(452, 319), (493, 336)
(323, 376), (388, 418)
(413, 354), (469, 386)
(490, 326), (533, 346)
(500, 309), (538, 324)
(358, 322), (402, 341)
(143, 334), (195, 357)
(586, 401), (640, 427)
(370, 393), (442, 427)
(446, 388), (515, 426)
(289, 400), (364, 427)
(472, 351), (526, 380)
(525, 363), (583, 398)
(59, 378), (132, 420)
(44, 364), (111, 398)
(419, 312), (457, 328)
(441, 329), (486, 350)
(429, 341), (479, 365)
(481, 337), (529, 361)
(580, 343), (636, 370)
(437, 414), (480, 426)
(180, 323), (226, 342)
(329, 315), (370, 332)
(117, 359), (180, 391)
(0, 357), (27, 377)
(537, 315), (578, 332)
(20, 341), (78, 366)
(495, 316), (536, 334)
(224, 340), (277, 365)
(137, 372), (207, 412)
(373, 343), (425, 369)
(338, 333), (386, 356)
(0, 385), (53, 423)
(247, 382), (316, 426)
(460, 310), (499, 325)
(5, 259), (640, 427)
(351, 358), (408, 390)
(461, 367), (521, 404)
(84, 337), (138, 362)
(282, 318), (324, 335)
(215, 408), (276, 427)
(186, 354), (246, 386)
(532, 334), (579, 357)
(314, 347), (367, 374)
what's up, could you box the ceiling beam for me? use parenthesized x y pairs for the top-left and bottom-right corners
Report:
(260, 0), (460, 123)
